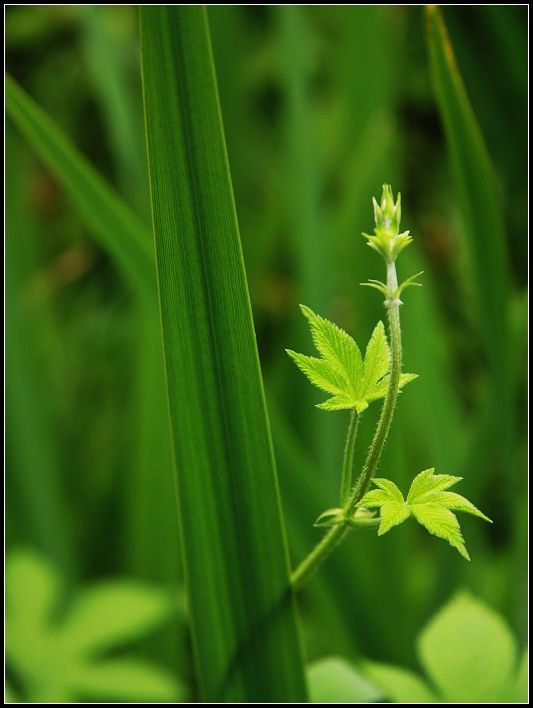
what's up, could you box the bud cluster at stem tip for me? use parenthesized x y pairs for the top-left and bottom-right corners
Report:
(362, 184), (413, 263)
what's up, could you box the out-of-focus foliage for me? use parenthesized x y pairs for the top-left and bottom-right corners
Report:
(364, 592), (528, 703)
(5, 550), (186, 703)
(307, 656), (382, 703)
(6, 4), (527, 702)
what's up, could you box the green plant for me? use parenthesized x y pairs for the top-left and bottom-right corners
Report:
(5, 550), (185, 703)
(305, 593), (528, 703)
(288, 185), (491, 589)
(5, 5), (526, 704)
(140, 6), (307, 703)
(364, 592), (528, 703)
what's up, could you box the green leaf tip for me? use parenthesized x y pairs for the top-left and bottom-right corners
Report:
(314, 508), (345, 527)
(357, 468), (491, 559)
(361, 271), (424, 303)
(286, 307), (417, 413)
(362, 184), (413, 263)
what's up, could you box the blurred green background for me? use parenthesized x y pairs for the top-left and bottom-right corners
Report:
(5, 5), (527, 702)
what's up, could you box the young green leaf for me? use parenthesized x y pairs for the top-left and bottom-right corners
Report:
(357, 469), (492, 559)
(287, 306), (416, 413)
(314, 508), (345, 528)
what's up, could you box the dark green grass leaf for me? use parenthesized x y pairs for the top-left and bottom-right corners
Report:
(425, 6), (513, 460)
(140, 6), (307, 702)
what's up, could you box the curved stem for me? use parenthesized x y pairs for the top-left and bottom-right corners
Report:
(291, 522), (347, 591)
(346, 261), (402, 513)
(291, 260), (404, 591)
(340, 409), (360, 505)
(291, 408), (358, 591)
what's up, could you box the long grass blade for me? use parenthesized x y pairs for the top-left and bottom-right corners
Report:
(5, 75), (155, 299)
(81, 6), (150, 219)
(140, 6), (307, 702)
(425, 6), (512, 461)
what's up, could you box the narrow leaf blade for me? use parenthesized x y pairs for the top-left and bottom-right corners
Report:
(140, 6), (306, 701)
(5, 75), (155, 299)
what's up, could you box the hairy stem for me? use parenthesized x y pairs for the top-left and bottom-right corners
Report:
(291, 254), (402, 590)
(347, 260), (402, 513)
(340, 409), (360, 505)
(291, 260), (404, 591)
(291, 522), (347, 591)
(291, 409), (358, 591)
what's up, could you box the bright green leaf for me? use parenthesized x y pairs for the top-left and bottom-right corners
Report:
(71, 658), (186, 703)
(508, 649), (528, 703)
(307, 656), (383, 703)
(356, 488), (394, 509)
(60, 581), (173, 654)
(314, 508), (345, 528)
(357, 469), (491, 558)
(288, 309), (416, 413)
(368, 372), (419, 401)
(426, 491), (492, 522)
(378, 501), (411, 536)
(372, 478), (404, 502)
(410, 504), (469, 560)
(361, 594), (526, 703)
(285, 351), (347, 396)
(418, 593), (517, 702)
(5, 550), (183, 703)
(407, 468), (462, 501)
(363, 661), (437, 703)
(360, 321), (390, 397)
(300, 305), (363, 384)
(316, 393), (364, 412)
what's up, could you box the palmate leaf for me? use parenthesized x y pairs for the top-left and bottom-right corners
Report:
(287, 306), (417, 413)
(5, 550), (184, 703)
(357, 469), (492, 559)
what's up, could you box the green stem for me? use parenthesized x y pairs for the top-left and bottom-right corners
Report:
(291, 522), (347, 591)
(340, 409), (360, 505)
(291, 407), (359, 590)
(291, 260), (404, 591)
(347, 260), (402, 513)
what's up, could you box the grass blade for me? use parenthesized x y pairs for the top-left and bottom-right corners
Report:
(6, 71), (182, 657)
(81, 6), (150, 219)
(5, 75), (155, 299)
(140, 6), (307, 702)
(425, 7), (512, 458)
